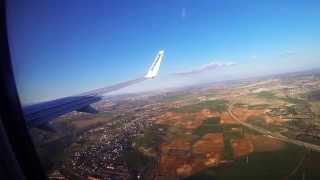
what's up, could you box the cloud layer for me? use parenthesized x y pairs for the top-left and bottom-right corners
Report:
(174, 61), (237, 75)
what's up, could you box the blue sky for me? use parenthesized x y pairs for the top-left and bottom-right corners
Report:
(6, 0), (320, 104)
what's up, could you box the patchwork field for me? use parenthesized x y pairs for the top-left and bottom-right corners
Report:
(131, 98), (294, 178)
(128, 77), (320, 179)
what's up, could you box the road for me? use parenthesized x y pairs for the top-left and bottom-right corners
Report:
(228, 102), (320, 152)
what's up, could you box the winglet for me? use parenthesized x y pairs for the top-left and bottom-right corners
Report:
(145, 50), (164, 79)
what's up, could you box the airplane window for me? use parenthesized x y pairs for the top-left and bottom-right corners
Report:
(6, 0), (320, 179)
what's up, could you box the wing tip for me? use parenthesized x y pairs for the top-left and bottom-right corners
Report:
(145, 50), (164, 79)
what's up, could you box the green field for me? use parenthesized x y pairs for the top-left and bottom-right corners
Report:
(36, 134), (76, 170)
(171, 99), (228, 113)
(223, 132), (237, 160)
(306, 90), (320, 101)
(248, 104), (270, 110)
(194, 117), (223, 137)
(133, 124), (166, 148)
(254, 91), (276, 99)
(281, 97), (309, 105)
(122, 148), (151, 170)
(223, 124), (243, 160)
(291, 150), (320, 180)
(246, 116), (281, 132)
(186, 144), (310, 180)
(246, 116), (266, 124)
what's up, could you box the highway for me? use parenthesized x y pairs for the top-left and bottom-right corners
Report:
(227, 102), (320, 152)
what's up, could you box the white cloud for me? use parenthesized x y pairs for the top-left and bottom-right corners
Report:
(174, 61), (237, 75)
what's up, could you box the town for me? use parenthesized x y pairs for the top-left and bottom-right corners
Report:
(46, 95), (168, 179)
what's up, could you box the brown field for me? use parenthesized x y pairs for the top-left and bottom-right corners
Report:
(192, 133), (224, 155)
(234, 106), (282, 122)
(159, 153), (192, 176)
(158, 133), (224, 177)
(264, 115), (286, 125)
(153, 109), (220, 130)
(159, 138), (193, 176)
(156, 109), (223, 177)
(231, 138), (254, 159)
(154, 96), (287, 177)
(192, 133), (224, 168)
(160, 138), (191, 154)
(232, 107), (265, 121)
(220, 112), (237, 124)
(159, 154), (210, 177)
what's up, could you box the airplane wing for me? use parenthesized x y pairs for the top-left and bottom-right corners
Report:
(23, 50), (164, 130)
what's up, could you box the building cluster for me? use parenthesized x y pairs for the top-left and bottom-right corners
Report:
(266, 104), (314, 122)
(53, 101), (167, 179)
(265, 103), (320, 138)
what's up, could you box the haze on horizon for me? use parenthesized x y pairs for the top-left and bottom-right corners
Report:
(6, 0), (320, 104)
